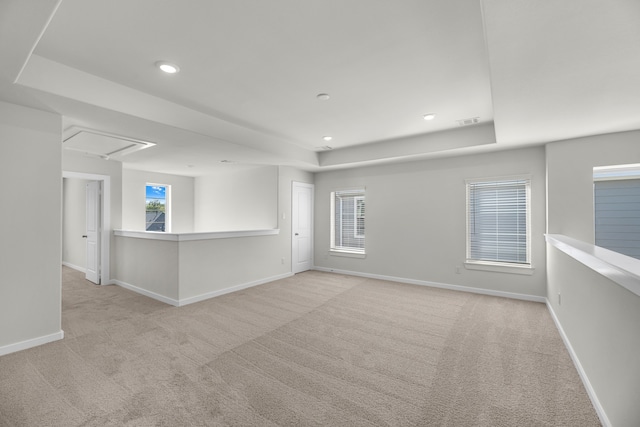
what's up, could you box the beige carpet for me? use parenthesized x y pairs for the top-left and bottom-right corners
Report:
(0, 267), (600, 426)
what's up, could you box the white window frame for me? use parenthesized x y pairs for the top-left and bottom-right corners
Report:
(330, 189), (366, 257)
(145, 183), (171, 233)
(465, 175), (533, 275)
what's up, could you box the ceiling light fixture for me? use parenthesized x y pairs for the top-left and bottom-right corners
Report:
(423, 113), (436, 121)
(156, 61), (180, 74)
(316, 93), (330, 101)
(323, 136), (333, 141)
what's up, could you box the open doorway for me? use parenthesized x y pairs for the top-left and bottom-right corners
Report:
(62, 171), (111, 285)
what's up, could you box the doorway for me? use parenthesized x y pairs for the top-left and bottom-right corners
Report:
(62, 171), (111, 285)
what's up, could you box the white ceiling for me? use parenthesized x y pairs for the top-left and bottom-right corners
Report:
(1, 0), (639, 176)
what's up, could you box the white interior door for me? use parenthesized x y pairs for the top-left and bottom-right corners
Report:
(85, 181), (101, 284)
(292, 182), (313, 273)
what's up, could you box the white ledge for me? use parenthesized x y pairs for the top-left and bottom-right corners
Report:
(114, 229), (279, 241)
(545, 234), (640, 297)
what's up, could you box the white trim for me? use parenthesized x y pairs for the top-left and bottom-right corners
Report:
(178, 272), (294, 306)
(464, 260), (534, 275)
(0, 330), (64, 356)
(62, 261), (86, 274)
(545, 234), (640, 297)
(312, 266), (545, 302)
(63, 171), (111, 286)
(545, 301), (611, 427)
(329, 249), (366, 259)
(114, 228), (280, 241)
(112, 273), (294, 307)
(112, 279), (179, 306)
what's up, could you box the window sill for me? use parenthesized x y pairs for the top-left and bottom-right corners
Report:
(465, 260), (534, 275)
(329, 249), (366, 259)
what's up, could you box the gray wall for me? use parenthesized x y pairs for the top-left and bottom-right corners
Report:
(314, 146), (547, 298)
(122, 169), (195, 233)
(0, 101), (62, 350)
(546, 130), (640, 426)
(62, 178), (88, 270)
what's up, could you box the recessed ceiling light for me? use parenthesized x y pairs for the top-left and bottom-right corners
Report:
(156, 61), (180, 74)
(323, 136), (333, 141)
(316, 93), (330, 101)
(423, 113), (436, 121)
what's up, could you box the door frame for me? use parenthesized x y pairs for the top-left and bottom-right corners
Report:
(291, 181), (314, 273)
(63, 171), (111, 285)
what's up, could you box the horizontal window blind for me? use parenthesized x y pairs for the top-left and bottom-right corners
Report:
(594, 178), (640, 259)
(468, 179), (529, 264)
(332, 190), (365, 252)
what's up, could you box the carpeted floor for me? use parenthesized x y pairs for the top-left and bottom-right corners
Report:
(0, 267), (600, 426)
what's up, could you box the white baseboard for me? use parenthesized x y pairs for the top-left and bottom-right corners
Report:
(178, 272), (295, 306)
(62, 261), (86, 274)
(312, 266), (546, 303)
(112, 280), (180, 307)
(546, 301), (611, 427)
(112, 272), (295, 307)
(0, 330), (64, 356)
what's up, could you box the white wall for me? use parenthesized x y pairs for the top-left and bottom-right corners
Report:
(113, 237), (179, 301)
(179, 167), (315, 300)
(122, 169), (194, 233)
(314, 146), (547, 298)
(0, 101), (62, 352)
(62, 178), (88, 270)
(113, 166), (314, 304)
(194, 165), (278, 232)
(546, 130), (640, 426)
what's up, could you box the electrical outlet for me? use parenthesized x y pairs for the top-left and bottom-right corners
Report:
(455, 266), (462, 274)
(281, 257), (285, 264)
(558, 292), (561, 305)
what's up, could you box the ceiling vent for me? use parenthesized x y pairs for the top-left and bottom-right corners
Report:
(456, 117), (480, 126)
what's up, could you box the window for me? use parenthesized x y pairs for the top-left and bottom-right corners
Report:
(466, 177), (530, 268)
(355, 196), (365, 238)
(331, 189), (365, 254)
(146, 184), (170, 232)
(594, 164), (640, 260)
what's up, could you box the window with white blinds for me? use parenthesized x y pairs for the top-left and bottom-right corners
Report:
(594, 178), (640, 260)
(331, 190), (365, 253)
(467, 178), (530, 265)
